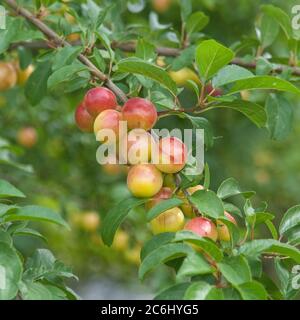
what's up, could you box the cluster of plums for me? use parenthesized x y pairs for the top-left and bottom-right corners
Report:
(75, 86), (236, 242)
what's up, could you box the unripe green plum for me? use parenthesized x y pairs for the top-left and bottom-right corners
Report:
(127, 164), (163, 198)
(127, 129), (154, 165)
(84, 87), (117, 117)
(163, 173), (176, 191)
(150, 207), (185, 234)
(155, 137), (187, 173)
(217, 211), (237, 242)
(145, 187), (173, 210)
(122, 97), (157, 131)
(169, 68), (201, 87)
(185, 217), (218, 242)
(93, 109), (122, 138)
(74, 102), (95, 132)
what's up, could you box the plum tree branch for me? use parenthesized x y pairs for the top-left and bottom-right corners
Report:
(4, 0), (128, 103)
(9, 40), (300, 77)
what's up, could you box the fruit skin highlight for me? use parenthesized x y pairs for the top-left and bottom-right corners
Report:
(150, 207), (185, 234)
(122, 97), (157, 131)
(155, 136), (187, 173)
(127, 164), (163, 198)
(84, 87), (117, 117)
(185, 217), (218, 242)
(75, 102), (95, 133)
(0, 62), (17, 91)
(93, 109), (122, 137)
(217, 211), (237, 242)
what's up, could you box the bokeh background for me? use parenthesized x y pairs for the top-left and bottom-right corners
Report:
(1, 0), (300, 299)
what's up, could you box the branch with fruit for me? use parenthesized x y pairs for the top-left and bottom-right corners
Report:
(2, 0), (300, 300)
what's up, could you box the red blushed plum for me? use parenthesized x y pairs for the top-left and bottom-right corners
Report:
(93, 109), (122, 137)
(145, 187), (173, 210)
(127, 164), (163, 198)
(122, 97), (157, 131)
(84, 87), (117, 117)
(127, 129), (155, 165)
(205, 83), (222, 97)
(155, 137), (187, 173)
(185, 217), (218, 242)
(17, 127), (38, 148)
(217, 211), (237, 242)
(150, 207), (185, 235)
(75, 102), (94, 132)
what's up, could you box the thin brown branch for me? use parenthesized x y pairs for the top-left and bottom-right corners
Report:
(4, 0), (127, 103)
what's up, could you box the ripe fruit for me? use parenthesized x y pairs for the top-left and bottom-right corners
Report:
(125, 244), (141, 266)
(127, 129), (154, 165)
(150, 207), (185, 234)
(17, 127), (38, 148)
(0, 62), (17, 91)
(84, 87), (117, 117)
(146, 187), (173, 210)
(16, 64), (34, 85)
(152, 0), (172, 13)
(217, 211), (237, 242)
(81, 211), (100, 232)
(127, 164), (163, 198)
(122, 97), (157, 131)
(93, 109), (122, 137)
(74, 102), (94, 132)
(205, 83), (222, 97)
(179, 185), (204, 218)
(155, 136), (187, 173)
(185, 217), (218, 242)
(169, 68), (200, 87)
(112, 230), (129, 251)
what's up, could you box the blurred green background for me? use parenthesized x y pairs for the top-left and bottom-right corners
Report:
(1, 0), (300, 298)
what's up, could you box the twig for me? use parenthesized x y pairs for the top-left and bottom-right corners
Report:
(9, 40), (300, 77)
(4, 0), (127, 103)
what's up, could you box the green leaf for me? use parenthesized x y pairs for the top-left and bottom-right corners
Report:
(260, 14), (280, 48)
(0, 242), (23, 300)
(196, 40), (235, 80)
(212, 65), (254, 88)
(25, 60), (52, 105)
(141, 232), (175, 261)
(212, 100), (267, 128)
(154, 283), (190, 300)
(266, 94), (293, 141)
(171, 46), (196, 71)
(261, 5), (292, 39)
(189, 189), (224, 219)
(279, 205), (300, 235)
(217, 256), (251, 286)
(226, 76), (300, 96)
(146, 197), (183, 221)
(239, 239), (300, 263)
(179, 0), (192, 22)
(0, 179), (25, 198)
(203, 163), (210, 189)
(101, 197), (147, 246)
(47, 63), (87, 90)
(236, 281), (268, 300)
(14, 228), (47, 242)
(217, 177), (255, 199)
(20, 281), (53, 300)
(259, 273), (283, 300)
(177, 252), (214, 278)
(173, 231), (223, 262)
(117, 58), (177, 94)
(265, 220), (278, 240)
(184, 281), (224, 300)
(186, 115), (214, 148)
(136, 38), (156, 61)
(139, 243), (192, 280)
(0, 229), (13, 246)
(3, 206), (69, 229)
(186, 11), (209, 35)
(284, 226), (300, 246)
(52, 46), (82, 71)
